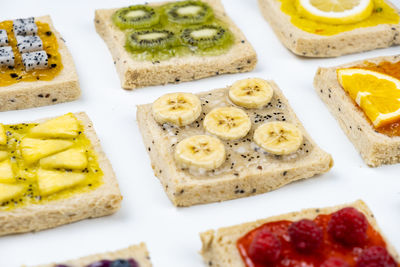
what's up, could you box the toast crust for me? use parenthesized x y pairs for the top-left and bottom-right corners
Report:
(29, 243), (152, 267)
(0, 15), (81, 111)
(0, 112), (122, 236)
(200, 200), (399, 267)
(258, 0), (400, 57)
(94, 0), (257, 89)
(136, 81), (333, 207)
(314, 54), (400, 167)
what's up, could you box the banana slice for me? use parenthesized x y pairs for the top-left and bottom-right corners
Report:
(229, 78), (273, 109)
(254, 121), (303, 155)
(204, 107), (251, 140)
(175, 135), (225, 170)
(152, 92), (201, 126)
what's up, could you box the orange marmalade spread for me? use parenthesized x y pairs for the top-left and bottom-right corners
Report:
(0, 20), (62, 87)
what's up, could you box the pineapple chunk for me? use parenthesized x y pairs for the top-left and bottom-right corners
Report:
(0, 159), (14, 183)
(21, 138), (73, 164)
(0, 151), (8, 161)
(29, 113), (80, 138)
(0, 123), (6, 145)
(37, 168), (86, 196)
(40, 148), (88, 170)
(0, 183), (24, 203)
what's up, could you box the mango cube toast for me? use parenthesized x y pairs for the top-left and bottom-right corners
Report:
(0, 113), (121, 236)
(137, 78), (333, 206)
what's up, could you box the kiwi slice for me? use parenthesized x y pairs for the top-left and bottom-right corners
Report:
(126, 29), (178, 51)
(113, 5), (160, 29)
(166, 1), (213, 25)
(180, 25), (230, 50)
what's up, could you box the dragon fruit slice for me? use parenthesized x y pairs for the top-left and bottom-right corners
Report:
(13, 17), (37, 36)
(16, 35), (43, 53)
(22, 50), (48, 71)
(0, 46), (15, 67)
(0, 30), (9, 47)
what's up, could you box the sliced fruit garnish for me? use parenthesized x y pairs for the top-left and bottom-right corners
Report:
(175, 135), (226, 170)
(0, 151), (8, 161)
(229, 78), (274, 109)
(297, 0), (374, 24)
(0, 159), (14, 183)
(337, 68), (400, 128)
(28, 113), (80, 138)
(0, 183), (24, 203)
(40, 148), (88, 170)
(21, 138), (74, 164)
(37, 168), (87, 196)
(0, 123), (6, 145)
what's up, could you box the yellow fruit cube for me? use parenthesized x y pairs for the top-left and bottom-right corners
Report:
(0, 124), (6, 145)
(0, 159), (14, 183)
(37, 168), (86, 196)
(21, 138), (74, 164)
(40, 148), (88, 170)
(0, 151), (8, 161)
(29, 113), (80, 138)
(0, 183), (24, 203)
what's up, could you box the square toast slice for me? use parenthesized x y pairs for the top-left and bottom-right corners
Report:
(29, 243), (152, 267)
(314, 54), (400, 167)
(258, 0), (400, 57)
(94, 0), (257, 89)
(137, 79), (333, 207)
(0, 15), (80, 111)
(0, 112), (122, 236)
(200, 200), (399, 267)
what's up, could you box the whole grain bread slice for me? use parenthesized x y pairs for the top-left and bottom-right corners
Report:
(0, 112), (122, 236)
(314, 54), (400, 167)
(94, 0), (257, 89)
(28, 243), (152, 267)
(0, 15), (80, 111)
(200, 200), (399, 267)
(258, 0), (400, 57)
(136, 80), (333, 207)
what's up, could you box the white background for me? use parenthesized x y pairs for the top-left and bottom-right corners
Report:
(2, 0), (400, 266)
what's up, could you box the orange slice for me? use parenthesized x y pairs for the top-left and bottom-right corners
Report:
(337, 68), (400, 128)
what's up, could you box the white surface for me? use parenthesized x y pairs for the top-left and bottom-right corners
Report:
(2, 0), (400, 266)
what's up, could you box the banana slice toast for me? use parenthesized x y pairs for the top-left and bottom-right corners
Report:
(28, 243), (152, 267)
(0, 113), (121, 236)
(137, 78), (333, 206)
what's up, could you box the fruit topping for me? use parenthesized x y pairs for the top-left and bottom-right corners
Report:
(40, 148), (88, 170)
(327, 207), (368, 247)
(112, 5), (159, 30)
(0, 183), (24, 203)
(21, 138), (73, 164)
(0, 151), (7, 161)
(288, 219), (323, 253)
(204, 107), (251, 140)
(152, 92), (201, 126)
(110, 259), (138, 267)
(0, 123), (6, 145)
(321, 257), (351, 267)
(0, 46), (15, 68)
(21, 51), (48, 71)
(0, 29), (9, 47)
(165, 1), (213, 25)
(0, 159), (14, 183)
(248, 227), (282, 264)
(126, 29), (177, 52)
(16, 35), (43, 53)
(356, 246), (397, 267)
(85, 259), (112, 267)
(253, 121), (303, 155)
(175, 135), (226, 170)
(229, 78), (274, 109)
(37, 168), (86, 196)
(29, 113), (80, 138)
(180, 25), (230, 50)
(13, 17), (37, 36)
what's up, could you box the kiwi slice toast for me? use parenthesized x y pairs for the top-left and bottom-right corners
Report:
(113, 5), (160, 29)
(165, 1), (213, 25)
(180, 25), (232, 52)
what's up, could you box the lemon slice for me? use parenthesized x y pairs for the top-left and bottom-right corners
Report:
(337, 68), (400, 128)
(297, 0), (374, 24)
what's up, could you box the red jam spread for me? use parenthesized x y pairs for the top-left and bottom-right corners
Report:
(237, 211), (397, 267)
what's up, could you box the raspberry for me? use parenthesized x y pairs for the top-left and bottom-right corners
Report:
(248, 227), (282, 264)
(327, 207), (368, 246)
(356, 246), (397, 267)
(321, 257), (350, 267)
(288, 219), (323, 253)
